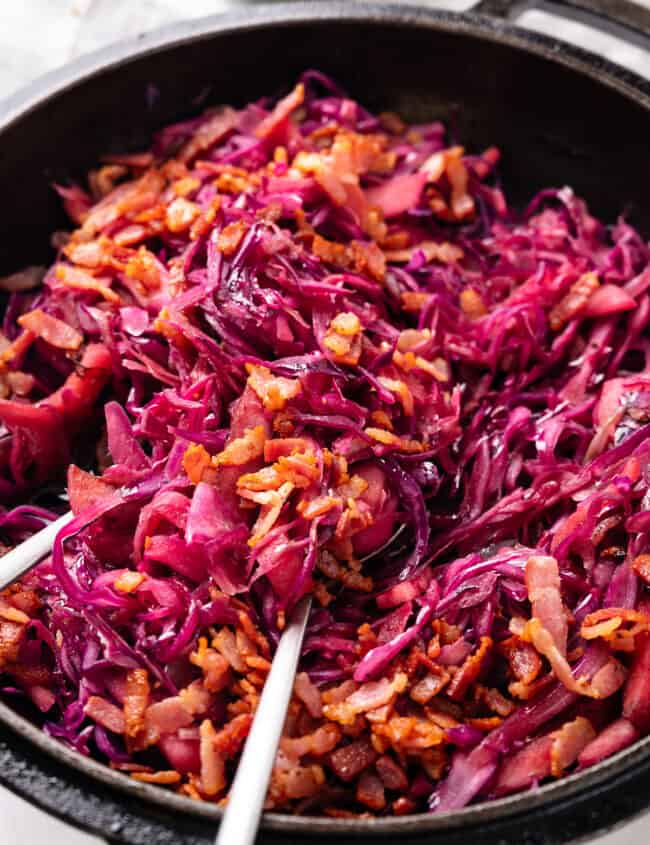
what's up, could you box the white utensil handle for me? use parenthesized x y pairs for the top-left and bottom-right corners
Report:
(0, 511), (73, 590)
(215, 594), (312, 845)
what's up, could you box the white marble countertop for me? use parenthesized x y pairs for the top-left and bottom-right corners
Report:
(0, 1), (649, 842)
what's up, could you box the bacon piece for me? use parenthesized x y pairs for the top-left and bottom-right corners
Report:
(199, 719), (226, 796)
(217, 220), (248, 256)
(499, 636), (542, 684)
(549, 716), (595, 776)
(524, 618), (626, 699)
(525, 555), (567, 656)
(375, 755), (408, 791)
(165, 197), (200, 233)
(633, 554), (650, 585)
(459, 288), (488, 319)
(190, 640), (230, 693)
(214, 425), (266, 466)
(329, 739), (378, 782)
(246, 364), (301, 411)
(420, 146), (474, 220)
(373, 715), (445, 752)
(410, 670), (450, 704)
(256, 83), (305, 141)
(294, 671), (323, 718)
(114, 571), (145, 593)
(213, 628), (247, 672)
(356, 770), (386, 810)
(548, 271), (600, 330)
(623, 631), (650, 730)
(54, 264), (120, 303)
(143, 682), (210, 745)
(383, 240), (463, 265)
(578, 718), (639, 768)
(178, 107), (238, 163)
(447, 637), (492, 701)
(131, 770), (181, 785)
(366, 172), (427, 218)
(85, 696), (126, 734)
(17, 309), (83, 350)
(323, 673), (407, 726)
(0, 616), (26, 667)
(124, 669), (149, 740)
(280, 724), (341, 759)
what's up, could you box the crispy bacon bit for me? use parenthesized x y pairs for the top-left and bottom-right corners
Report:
(384, 240), (463, 265)
(377, 377), (414, 415)
(281, 724), (341, 759)
(166, 197), (200, 232)
(54, 264), (120, 303)
(581, 607), (649, 649)
(329, 739), (378, 782)
(475, 685), (514, 717)
(0, 616), (26, 667)
(256, 83), (305, 140)
(548, 271), (600, 331)
(17, 309), (83, 351)
(447, 637), (492, 701)
(182, 443), (213, 484)
(324, 674), (408, 726)
(420, 146), (474, 221)
(114, 571), (145, 593)
(410, 670), (450, 704)
(549, 716), (595, 777)
(125, 247), (163, 289)
(131, 770), (182, 785)
(525, 555), (568, 655)
(499, 636), (542, 685)
(372, 715), (445, 752)
(246, 364), (301, 411)
(323, 312), (363, 365)
(178, 107), (238, 163)
(375, 754), (408, 791)
(460, 288), (487, 319)
(124, 669), (150, 742)
(364, 427), (425, 453)
(190, 638), (230, 693)
(214, 426), (266, 466)
(199, 719), (226, 796)
(217, 220), (248, 256)
(294, 672), (323, 718)
(85, 696), (126, 734)
(356, 770), (386, 810)
(392, 349), (450, 382)
(524, 618), (626, 698)
(632, 554), (650, 585)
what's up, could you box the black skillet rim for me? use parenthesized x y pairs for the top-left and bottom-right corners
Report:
(0, 2), (649, 841)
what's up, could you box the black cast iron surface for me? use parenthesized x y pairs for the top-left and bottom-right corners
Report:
(0, 2), (650, 842)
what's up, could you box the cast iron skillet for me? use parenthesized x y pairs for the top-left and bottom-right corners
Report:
(1, 2), (650, 842)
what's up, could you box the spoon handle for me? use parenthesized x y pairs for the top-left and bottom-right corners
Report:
(215, 594), (312, 845)
(0, 511), (73, 591)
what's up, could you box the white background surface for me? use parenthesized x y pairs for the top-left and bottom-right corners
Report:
(0, 0), (649, 842)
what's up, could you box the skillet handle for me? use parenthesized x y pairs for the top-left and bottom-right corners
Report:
(472, 0), (650, 41)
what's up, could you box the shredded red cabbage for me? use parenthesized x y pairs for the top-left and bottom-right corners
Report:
(0, 71), (649, 814)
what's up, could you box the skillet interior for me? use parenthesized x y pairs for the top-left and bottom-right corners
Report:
(0, 3), (649, 842)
